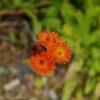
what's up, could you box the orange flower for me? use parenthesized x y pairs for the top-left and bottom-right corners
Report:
(29, 52), (55, 76)
(37, 31), (59, 47)
(37, 30), (72, 64)
(49, 39), (72, 64)
(28, 30), (73, 76)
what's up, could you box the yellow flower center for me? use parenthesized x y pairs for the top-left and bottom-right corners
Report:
(55, 47), (65, 58)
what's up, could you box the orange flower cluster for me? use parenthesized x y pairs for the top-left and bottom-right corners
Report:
(29, 30), (72, 76)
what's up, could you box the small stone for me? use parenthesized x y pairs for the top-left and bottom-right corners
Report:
(48, 90), (58, 100)
(4, 78), (20, 91)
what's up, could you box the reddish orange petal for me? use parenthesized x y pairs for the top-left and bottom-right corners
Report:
(37, 30), (72, 64)
(48, 39), (72, 64)
(37, 31), (59, 47)
(29, 52), (55, 76)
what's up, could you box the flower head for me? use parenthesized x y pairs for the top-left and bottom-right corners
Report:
(29, 52), (55, 76)
(28, 30), (72, 76)
(37, 31), (59, 47)
(49, 39), (72, 64)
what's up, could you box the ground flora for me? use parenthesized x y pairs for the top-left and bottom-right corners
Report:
(29, 31), (72, 76)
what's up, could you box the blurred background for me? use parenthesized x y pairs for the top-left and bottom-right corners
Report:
(0, 0), (100, 100)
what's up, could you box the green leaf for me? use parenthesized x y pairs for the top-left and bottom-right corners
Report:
(84, 78), (96, 94)
(76, 89), (84, 100)
(62, 23), (74, 36)
(83, 34), (97, 46)
(35, 77), (47, 88)
(13, 0), (22, 6)
(45, 6), (58, 18)
(43, 18), (61, 31)
(95, 82), (100, 98)
(92, 48), (100, 59)
(62, 76), (79, 100)
(89, 60), (100, 77)
(60, 3), (75, 22)
(33, 17), (42, 35)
